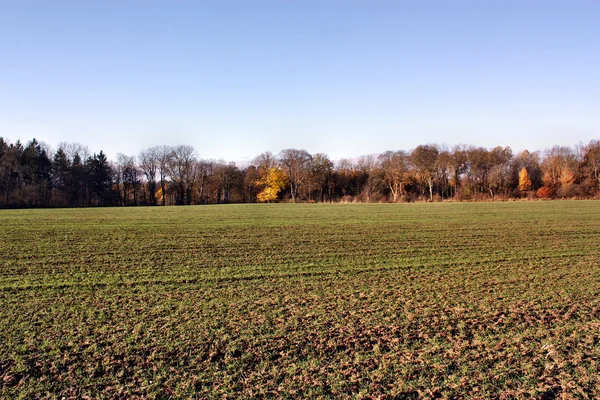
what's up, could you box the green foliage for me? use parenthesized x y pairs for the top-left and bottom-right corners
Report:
(1, 202), (600, 398)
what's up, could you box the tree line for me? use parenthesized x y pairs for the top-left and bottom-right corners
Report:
(1, 137), (599, 208)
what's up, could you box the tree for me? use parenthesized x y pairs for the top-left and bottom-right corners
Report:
(378, 150), (408, 202)
(334, 159), (355, 199)
(582, 140), (600, 192)
(278, 149), (312, 201)
(212, 161), (243, 203)
(511, 150), (542, 192)
(168, 145), (196, 205)
(156, 145), (173, 206)
(86, 151), (113, 206)
(242, 165), (260, 203)
(116, 153), (140, 206)
(518, 167), (532, 192)
(253, 152), (277, 170)
(449, 145), (468, 198)
(4, 135), (600, 208)
(248, 152), (278, 203)
(193, 160), (213, 204)
(70, 153), (86, 206)
(356, 155), (378, 202)
(308, 153), (334, 202)
(541, 146), (578, 188)
(139, 147), (160, 205)
(255, 167), (287, 203)
(435, 148), (452, 199)
(410, 145), (439, 201)
(487, 146), (513, 199)
(51, 148), (71, 206)
(58, 142), (89, 164)
(56, 143), (88, 207)
(0, 138), (20, 207)
(465, 146), (490, 197)
(19, 139), (52, 206)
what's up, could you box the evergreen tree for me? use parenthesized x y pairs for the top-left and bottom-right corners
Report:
(52, 149), (71, 206)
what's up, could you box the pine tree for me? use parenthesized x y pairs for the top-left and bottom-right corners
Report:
(52, 148), (71, 206)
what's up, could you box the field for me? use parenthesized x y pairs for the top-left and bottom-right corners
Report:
(1, 201), (599, 399)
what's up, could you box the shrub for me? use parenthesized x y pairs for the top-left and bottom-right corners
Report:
(536, 186), (554, 199)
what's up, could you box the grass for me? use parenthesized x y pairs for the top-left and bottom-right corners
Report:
(1, 201), (599, 398)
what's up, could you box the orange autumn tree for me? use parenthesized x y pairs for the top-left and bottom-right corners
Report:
(536, 186), (554, 199)
(255, 167), (287, 203)
(518, 167), (532, 192)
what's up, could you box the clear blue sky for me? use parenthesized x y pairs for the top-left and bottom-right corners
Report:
(1, 1), (599, 162)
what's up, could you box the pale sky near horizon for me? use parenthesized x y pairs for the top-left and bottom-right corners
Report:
(1, 1), (599, 162)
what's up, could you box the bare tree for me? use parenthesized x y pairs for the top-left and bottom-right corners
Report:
(242, 165), (260, 203)
(378, 150), (408, 202)
(252, 152), (277, 170)
(212, 161), (243, 203)
(335, 158), (355, 199)
(156, 145), (173, 206)
(193, 160), (213, 204)
(583, 140), (600, 191)
(356, 155), (378, 202)
(541, 145), (578, 188)
(449, 145), (468, 198)
(278, 149), (312, 201)
(410, 145), (439, 201)
(487, 146), (513, 199)
(139, 147), (160, 205)
(58, 142), (90, 164)
(466, 146), (490, 197)
(116, 153), (139, 206)
(168, 145), (197, 205)
(308, 153), (334, 202)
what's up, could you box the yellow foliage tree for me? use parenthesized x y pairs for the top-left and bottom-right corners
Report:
(518, 167), (532, 192)
(542, 170), (554, 187)
(560, 167), (576, 185)
(255, 167), (287, 203)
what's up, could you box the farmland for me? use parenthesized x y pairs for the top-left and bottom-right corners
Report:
(1, 201), (600, 398)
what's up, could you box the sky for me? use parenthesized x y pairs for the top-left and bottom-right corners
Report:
(1, 0), (599, 162)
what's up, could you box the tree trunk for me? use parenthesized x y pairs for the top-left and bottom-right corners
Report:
(149, 181), (156, 205)
(428, 178), (433, 202)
